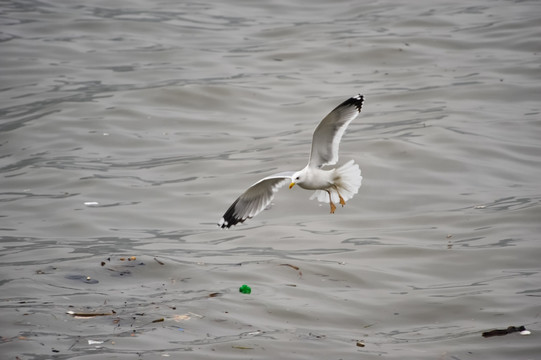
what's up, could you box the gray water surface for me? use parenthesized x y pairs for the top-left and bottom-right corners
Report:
(1, 0), (540, 359)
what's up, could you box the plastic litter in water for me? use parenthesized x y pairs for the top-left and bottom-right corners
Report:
(239, 284), (251, 294)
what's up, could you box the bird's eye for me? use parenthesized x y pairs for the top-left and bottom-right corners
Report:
(295, 176), (300, 180)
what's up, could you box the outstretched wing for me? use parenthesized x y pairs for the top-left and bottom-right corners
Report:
(219, 171), (295, 228)
(308, 94), (364, 168)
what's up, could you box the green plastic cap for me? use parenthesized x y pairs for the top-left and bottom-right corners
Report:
(239, 284), (251, 294)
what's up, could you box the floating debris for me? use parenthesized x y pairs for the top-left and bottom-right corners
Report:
(279, 263), (302, 277)
(67, 310), (114, 318)
(280, 263), (299, 271)
(482, 325), (529, 338)
(172, 313), (203, 322)
(173, 314), (191, 322)
(65, 275), (99, 284)
(100, 255), (144, 277)
(239, 284), (251, 294)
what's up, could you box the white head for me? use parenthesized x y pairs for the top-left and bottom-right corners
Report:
(289, 169), (306, 189)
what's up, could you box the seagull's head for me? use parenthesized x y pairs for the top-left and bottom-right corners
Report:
(289, 171), (304, 189)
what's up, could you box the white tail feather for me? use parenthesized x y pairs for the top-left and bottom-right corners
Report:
(309, 160), (362, 203)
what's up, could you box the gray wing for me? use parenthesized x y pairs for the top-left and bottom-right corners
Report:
(219, 171), (295, 228)
(308, 94), (364, 168)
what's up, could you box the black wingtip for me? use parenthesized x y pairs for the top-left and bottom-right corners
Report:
(345, 94), (364, 112)
(218, 199), (245, 229)
(218, 216), (246, 229)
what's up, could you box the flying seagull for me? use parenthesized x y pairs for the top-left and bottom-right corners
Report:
(219, 94), (364, 228)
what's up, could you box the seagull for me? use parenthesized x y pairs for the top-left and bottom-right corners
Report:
(218, 94), (364, 228)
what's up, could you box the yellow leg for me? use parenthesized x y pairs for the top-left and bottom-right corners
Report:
(332, 185), (346, 207)
(327, 191), (336, 214)
(329, 201), (336, 214)
(338, 193), (346, 207)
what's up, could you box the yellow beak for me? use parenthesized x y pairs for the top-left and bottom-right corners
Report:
(289, 182), (296, 189)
